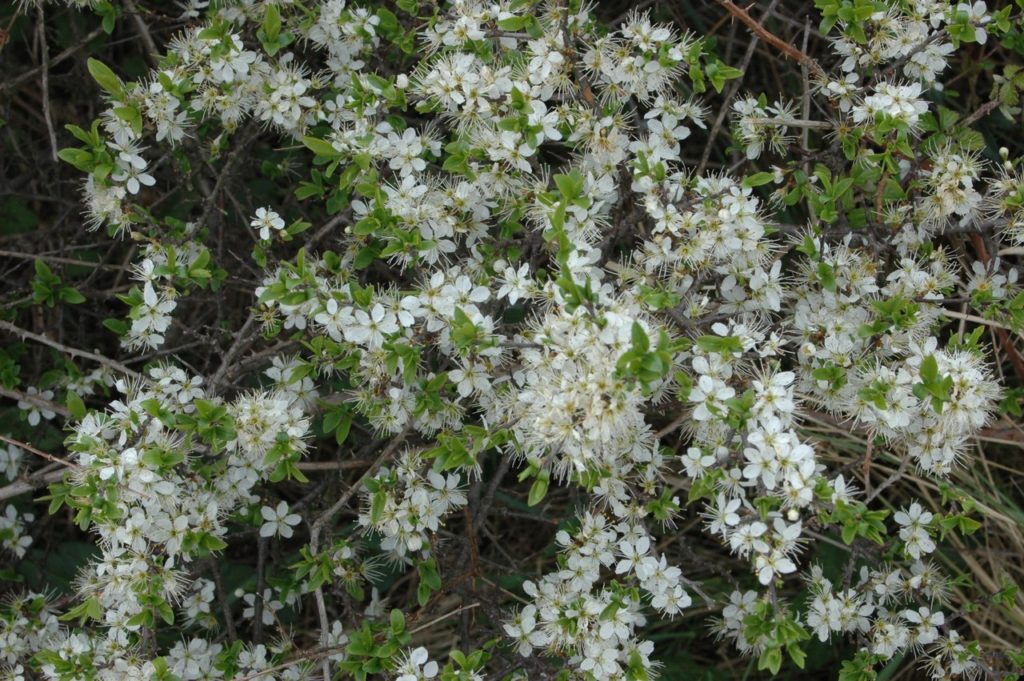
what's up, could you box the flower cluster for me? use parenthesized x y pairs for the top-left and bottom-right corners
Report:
(3, 0), (1022, 680)
(505, 511), (687, 680)
(358, 449), (467, 557)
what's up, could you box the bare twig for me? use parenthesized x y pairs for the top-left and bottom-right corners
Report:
(0, 319), (141, 378)
(0, 434), (81, 471)
(0, 249), (128, 271)
(232, 643), (349, 681)
(254, 536), (267, 643)
(558, 0), (599, 113)
(472, 454), (511, 525)
(746, 116), (834, 129)
(222, 340), (300, 383)
(210, 311), (258, 389)
(208, 558), (238, 642)
(958, 100), (1001, 128)
(0, 26), (106, 92)
(36, 8), (58, 163)
(307, 429), (411, 681)
(714, 0), (826, 79)
(408, 602), (481, 635)
(865, 454), (909, 504)
(295, 460), (373, 472)
(0, 467), (66, 503)
(122, 0), (160, 65)
(655, 411), (688, 439)
(307, 213), (348, 249)
(800, 16), (816, 225)
(197, 126), (260, 231)
(309, 434), (411, 549)
(696, 0), (779, 175)
(0, 385), (71, 419)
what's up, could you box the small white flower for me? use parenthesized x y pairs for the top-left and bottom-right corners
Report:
(17, 387), (56, 426)
(894, 502), (936, 559)
(251, 207), (286, 240)
(260, 501), (302, 539)
(346, 303), (399, 349)
(0, 444), (23, 479)
(954, 2), (989, 44)
(395, 646), (438, 681)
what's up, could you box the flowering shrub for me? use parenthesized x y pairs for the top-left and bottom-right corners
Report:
(2, 0), (1024, 680)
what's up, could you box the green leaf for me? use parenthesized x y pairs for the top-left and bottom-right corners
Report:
(696, 335), (744, 355)
(58, 148), (94, 172)
(60, 596), (103, 625)
(32, 259), (60, 306)
(103, 318), (129, 335)
(498, 16), (529, 31)
(66, 391), (86, 420)
(742, 171), (775, 188)
(920, 355), (938, 382)
(95, 0), (118, 33)
(705, 60), (743, 93)
(788, 643), (807, 669)
(839, 652), (878, 681)
(833, 177), (855, 200)
(630, 322), (650, 354)
(686, 471), (718, 504)
(302, 136), (341, 158)
(841, 521), (858, 545)
(370, 491), (387, 525)
(86, 58), (124, 98)
(818, 261), (837, 293)
(34, 258), (55, 281)
(60, 287), (86, 304)
(418, 558), (442, 590)
(553, 170), (585, 201)
(390, 609), (405, 634)
(527, 469), (550, 507)
(417, 581), (431, 607)
(335, 411), (353, 444)
(375, 7), (400, 39)
(113, 106), (143, 135)
(758, 647), (783, 675)
(262, 4), (281, 40)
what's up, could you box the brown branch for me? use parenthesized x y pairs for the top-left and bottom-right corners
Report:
(655, 411), (688, 439)
(209, 311), (258, 390)
(0, 434), (81, 471)
(0, 26), (106, 92)
(0, 249), (128, 271)
(746, 116), (833, 129)
(865, 453), (909, 504)
(696, 0), (778, 175)
(0, 319), (141, 379)
(231, 643), (350, 681)
(0, 385), (71, 419)
(122, 0), (160, 65)
(220, 340), (298, 383)
(208, 558), (238, 643)
(409, 601), (481, 635)
(714, 0), (826, 79)
(0, 467), (65, 503)
(969, 234), (1024, 383)
(307, 429), (411, 681)
(295, 460), (372, 472)
(36, 7), (58, 163)
(197, 126), (261, 231)
(958, 99), (1001, 128)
